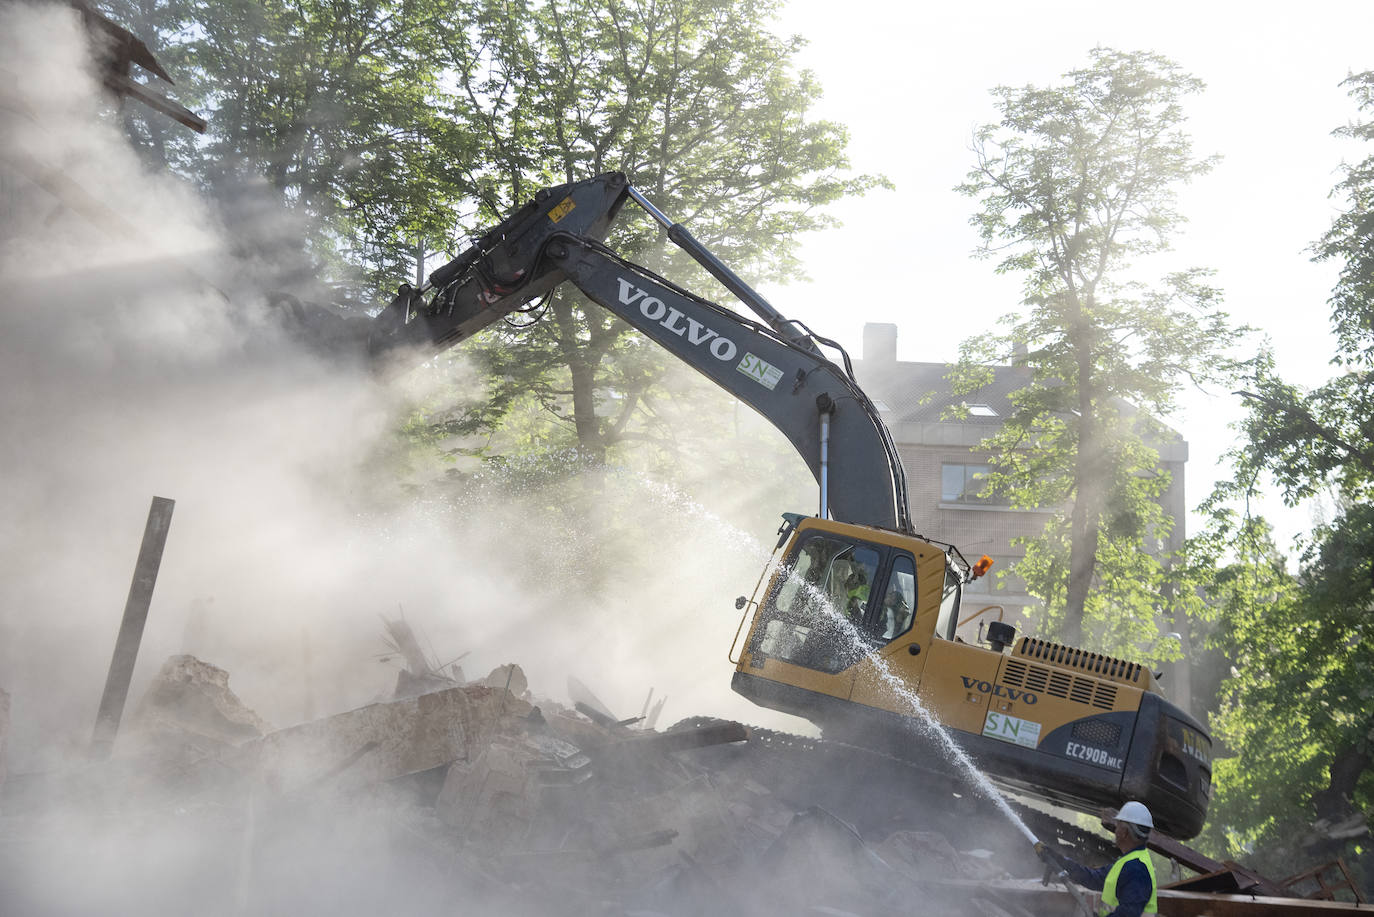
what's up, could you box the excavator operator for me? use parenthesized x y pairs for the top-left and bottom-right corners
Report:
(878, 582), (910, 639)
(843, 569), (869, 623)
(1036, 801), (1158, 917)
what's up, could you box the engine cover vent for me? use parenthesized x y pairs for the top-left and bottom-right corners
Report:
(1014, 637), (1144, 686)
(1002, 658), (1119, 711)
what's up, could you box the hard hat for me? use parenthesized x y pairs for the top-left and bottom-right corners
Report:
(1115, 801), (1153, 829)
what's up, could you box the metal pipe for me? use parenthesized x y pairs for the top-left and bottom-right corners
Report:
(819, 414), (830, 518)
(626, 185), (817, 353)
(817, 394), (835, 518)
(91, 495), (175, 759)
(625, 185), (673, 229)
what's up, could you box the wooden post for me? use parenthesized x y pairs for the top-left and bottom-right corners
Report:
(90, 496), (175, 759)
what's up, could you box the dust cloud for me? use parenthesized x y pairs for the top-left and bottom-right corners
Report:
(0, 7), (1023, 915)
(0, 0), (803, 759)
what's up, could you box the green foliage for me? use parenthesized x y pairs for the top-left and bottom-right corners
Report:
(954, 48), (1245, 650)
(1190, 503), (1374, 878)
(113, 0), (478, 283)
(1232, 351), (1374, 505)
(1231, 71), (1374, 508)
(1318, 71), (1374, 369)
(416, 0), (885, 465)
(1193, 73), (1374, 887)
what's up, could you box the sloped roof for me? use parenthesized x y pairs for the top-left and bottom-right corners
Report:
(851, 356), (1185, 451)
(853, 359), (1033, 426)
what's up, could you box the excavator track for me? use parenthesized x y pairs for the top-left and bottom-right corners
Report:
(671, 717), (1117, 868)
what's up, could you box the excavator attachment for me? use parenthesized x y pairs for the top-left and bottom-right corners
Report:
(365, 173), (631, 364)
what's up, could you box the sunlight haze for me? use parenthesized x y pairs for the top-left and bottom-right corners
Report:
(766, 0), (1374, 547)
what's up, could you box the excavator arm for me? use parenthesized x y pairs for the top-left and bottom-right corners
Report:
(303, 171), (910, 531)
(548, 232), (904, 529)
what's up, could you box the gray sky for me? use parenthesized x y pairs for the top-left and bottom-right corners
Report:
(762, 0), (1374, 547)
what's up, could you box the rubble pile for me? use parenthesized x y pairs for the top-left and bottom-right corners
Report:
(0, 653), (1048, 916)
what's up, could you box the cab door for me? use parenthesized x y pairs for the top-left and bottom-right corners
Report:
(848, 547), (942, 710)
(848, 552), (1002, 742)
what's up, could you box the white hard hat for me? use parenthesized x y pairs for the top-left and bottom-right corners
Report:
(1115, 801), (1153, 829)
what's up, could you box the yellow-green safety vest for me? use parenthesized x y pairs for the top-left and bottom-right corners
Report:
(1100, 847), (1157, 916)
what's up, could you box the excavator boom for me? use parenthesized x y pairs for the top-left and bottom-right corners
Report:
(302, 171), (909, 530)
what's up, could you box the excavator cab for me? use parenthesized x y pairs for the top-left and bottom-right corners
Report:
(732, 513), (1214, 840)
(732, 514), (952, 724)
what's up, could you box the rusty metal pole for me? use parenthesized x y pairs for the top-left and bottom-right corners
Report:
(90, 496), (175, 759)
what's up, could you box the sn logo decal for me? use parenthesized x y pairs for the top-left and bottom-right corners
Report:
(617, 278), (739, 362)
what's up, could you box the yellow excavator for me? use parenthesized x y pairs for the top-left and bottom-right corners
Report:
(729, 514), (1211, 838)
(290, 171), (1213, 839)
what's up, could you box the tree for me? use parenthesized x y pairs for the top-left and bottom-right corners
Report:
(116, 0), (879, 478)
(134, 0), (476, 285)
(1187, 500), (1374, 886)
(420, 0), (884, 466)
(1233, 71), (1374, 507)
(1203, 71), (1374, 885)
(954, 48), (1244, 651)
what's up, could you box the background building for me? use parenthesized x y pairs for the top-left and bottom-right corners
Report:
(852, 323), (1192, 704)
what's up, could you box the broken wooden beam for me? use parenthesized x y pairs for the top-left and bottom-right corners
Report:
(71, 0), (206, 132)
(1281, 859), (1366, 903)
(574, 701), (622, 730)
(102, 72), (207, 133)
(1157, 887), (1371, 915)
(933, 880), (1372, 915)
(1154, 828), (1302, 899)
(1150, 830), (1227, 876)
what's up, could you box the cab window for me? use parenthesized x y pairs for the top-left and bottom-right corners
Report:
(769, 534), (880, 625)
(754, 533), (881, 673)
(934, 564), (961, 641)
(875, 554), (915, 641)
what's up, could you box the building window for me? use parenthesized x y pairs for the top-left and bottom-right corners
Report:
(941, 463), (1001, 504)
(966, 403), (998, 417)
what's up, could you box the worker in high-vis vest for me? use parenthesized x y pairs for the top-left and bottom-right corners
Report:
(1034, 801), (1157, 917)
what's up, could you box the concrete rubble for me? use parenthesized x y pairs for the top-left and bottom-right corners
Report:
(0, 649), (1050, 916)
(0, 652), (1365, 916)
(132, 654), (272, 749)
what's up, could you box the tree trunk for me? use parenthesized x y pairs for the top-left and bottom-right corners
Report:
(1311, 741), (1372, 824)
(1063, 346), (1101, 647)
(1063, 475), (1100, 646)
(1301, 740), (1372, 865)
(549, 297), (605, 463)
